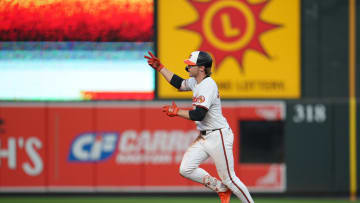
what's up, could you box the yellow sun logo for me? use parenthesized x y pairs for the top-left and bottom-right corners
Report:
(182, 0), (280, 72)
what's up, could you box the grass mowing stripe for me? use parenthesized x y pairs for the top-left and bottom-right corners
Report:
(0, 197), (360, 203)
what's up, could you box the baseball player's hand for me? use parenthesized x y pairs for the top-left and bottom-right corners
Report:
(144, 51), (164, 72)
(162, 101), (179, 117)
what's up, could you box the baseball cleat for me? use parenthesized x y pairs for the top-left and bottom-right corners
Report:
(218, 190), (231, 203)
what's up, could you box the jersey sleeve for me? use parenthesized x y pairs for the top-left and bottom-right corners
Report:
(179, 77), (196, 91)
(193, 81), (217, 110)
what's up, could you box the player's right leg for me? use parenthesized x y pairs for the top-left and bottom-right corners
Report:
(204, 128), (254, 203)
(179, 136), (228, 193)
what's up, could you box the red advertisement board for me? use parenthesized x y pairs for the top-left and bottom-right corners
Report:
(47, 105), (96, 190)
(0, 102), (285, 192)
(0, 106), (47, 191)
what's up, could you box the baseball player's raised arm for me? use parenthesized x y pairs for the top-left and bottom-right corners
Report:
(145, 51), (189, 90)
(144, 51), (172, 81)
(159, 68), (174, 83)
(160, 67), (188, 90)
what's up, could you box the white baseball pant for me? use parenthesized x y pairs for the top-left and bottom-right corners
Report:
(179, 128), (254, 203)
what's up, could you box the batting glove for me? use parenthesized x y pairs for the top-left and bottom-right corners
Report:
(144, 51), (164, 72)
(162, 101), (179, 117)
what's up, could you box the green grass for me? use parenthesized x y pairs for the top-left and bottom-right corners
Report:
(0, 196), (360, 203)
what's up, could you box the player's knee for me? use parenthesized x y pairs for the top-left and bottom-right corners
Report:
(179, 165), (192, 178)
(179, 166), (188, 177)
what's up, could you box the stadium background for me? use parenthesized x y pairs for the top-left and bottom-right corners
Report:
(0, 0), (360, 202)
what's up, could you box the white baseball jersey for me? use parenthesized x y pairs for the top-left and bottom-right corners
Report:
(179, 77), (254, 203)
(181, 77), (229, 131)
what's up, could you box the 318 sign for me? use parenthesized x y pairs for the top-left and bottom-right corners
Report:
(292, 104), (327, 123)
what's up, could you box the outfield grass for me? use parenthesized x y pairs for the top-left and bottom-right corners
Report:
(0, 196), (360, 203)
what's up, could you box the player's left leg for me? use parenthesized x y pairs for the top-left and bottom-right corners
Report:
(205, 128), (254, 203)
(179, 135), (228, 193)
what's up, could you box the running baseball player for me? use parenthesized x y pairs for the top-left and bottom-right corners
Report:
(144, 51), (254, 203)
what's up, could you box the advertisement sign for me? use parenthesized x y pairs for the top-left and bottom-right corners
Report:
(0, 107), (46, 190)
(157, 0), (300, 98)
(0, 102), (285, 192)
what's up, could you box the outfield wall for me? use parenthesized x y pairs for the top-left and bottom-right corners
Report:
(0, 101), (285, 193)
(0, 101), (355, 195)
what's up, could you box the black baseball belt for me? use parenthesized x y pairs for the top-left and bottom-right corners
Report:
(200, 129), (221, 135)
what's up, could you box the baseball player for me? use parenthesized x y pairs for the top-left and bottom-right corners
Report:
(144, 51), (254, 203)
